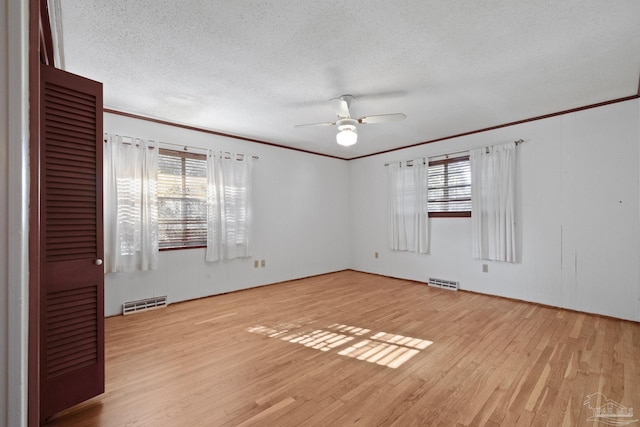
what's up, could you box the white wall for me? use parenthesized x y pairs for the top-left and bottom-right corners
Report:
(350, 99), (640, 322)
(103, 113), (350, 316)
(1, 0), (9, 422)
(2, 0), (30, 426)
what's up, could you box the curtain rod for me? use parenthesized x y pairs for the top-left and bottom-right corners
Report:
(384, 139), (523, 166)
(103, 133), (259, 159)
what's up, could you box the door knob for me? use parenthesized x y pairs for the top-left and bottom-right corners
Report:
(95, 259), (103, 266)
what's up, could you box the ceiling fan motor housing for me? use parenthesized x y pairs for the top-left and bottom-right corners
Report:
(337, 118), (357, 132)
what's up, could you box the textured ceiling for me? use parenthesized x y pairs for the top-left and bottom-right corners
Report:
(55, 0), (640, 159)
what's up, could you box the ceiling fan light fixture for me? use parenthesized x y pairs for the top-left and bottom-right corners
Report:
(336, 126), (357, 146)
(336, 119), (358, 146)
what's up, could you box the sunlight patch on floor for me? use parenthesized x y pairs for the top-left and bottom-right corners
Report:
(246, 322), (433, 368)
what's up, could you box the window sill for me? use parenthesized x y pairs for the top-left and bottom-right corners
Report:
(428, 212), (471, 218)
(159, 245), (207, 252)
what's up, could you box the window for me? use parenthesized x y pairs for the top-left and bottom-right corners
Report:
(157, 149), (208, 249)
(427, 156), (471, 217)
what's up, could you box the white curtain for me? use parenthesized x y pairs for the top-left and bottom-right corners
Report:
(387, 161), (429, 253)
(206, 152), (253, 262)
(104, 134), (159, 272)
(470, 143), (516, 262)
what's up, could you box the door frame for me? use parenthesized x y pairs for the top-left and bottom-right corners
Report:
(27, 0), (56, 425)
(4, 0), (33, 425)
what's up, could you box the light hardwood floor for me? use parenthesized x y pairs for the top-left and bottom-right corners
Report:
(45, 270), (640, 426)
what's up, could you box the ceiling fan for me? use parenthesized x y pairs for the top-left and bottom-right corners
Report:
(294, 95), (406, 147)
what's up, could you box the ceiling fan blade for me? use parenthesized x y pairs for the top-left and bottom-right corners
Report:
(358, 113), (406, 124)
(330, 95), (352, 118)
(294, 121), (336, 128)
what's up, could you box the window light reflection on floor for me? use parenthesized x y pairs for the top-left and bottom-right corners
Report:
(246, 322), (433, 369)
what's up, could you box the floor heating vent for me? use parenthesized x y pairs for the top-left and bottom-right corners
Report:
(428, 278), (459, 291)
(122, 296), (168, 315)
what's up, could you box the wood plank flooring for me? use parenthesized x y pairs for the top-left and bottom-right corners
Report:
(45, 270), (640, 426)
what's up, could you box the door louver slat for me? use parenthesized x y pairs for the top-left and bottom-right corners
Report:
(46, 241), (97, 252)
(47, 196), (95, 203)
(47, 168), (96, 178)
(47, 308), (97, 325)
(45, 330), (97, 352)
(46, 133), (99, 149)
(45, 83), (96, 103)
(47, 210), (97, 218)
(46, 342), (98, 369)
(47, 352), (98, 379)
(45, 120), (96, 138)
(47, 108), (97, 126)
(46, 169), (96, 181)
(47, 227), (95, 235)
(46, 182), (94, 192)
(47, 112), (97, 129)
(47, 203), (96, 210)
(45, 99), (96, 120)
(46, 149), (96, 163)
(46, 161), (95, 172)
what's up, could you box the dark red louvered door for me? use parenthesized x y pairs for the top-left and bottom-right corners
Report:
(39, 64), (104, 420)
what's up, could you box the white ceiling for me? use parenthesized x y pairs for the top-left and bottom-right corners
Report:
(55, 0), (640, 159)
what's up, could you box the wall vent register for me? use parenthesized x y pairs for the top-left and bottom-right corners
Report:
(122, 296), (168, 315)
(428, 278), (459, 291)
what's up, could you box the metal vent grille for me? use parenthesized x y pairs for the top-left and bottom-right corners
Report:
(122, 296), (168, 315)
(428, 277), (459, 291)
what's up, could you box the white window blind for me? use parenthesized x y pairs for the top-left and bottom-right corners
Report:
(157, 149), (207, 249)
(427, 156), (471, 216)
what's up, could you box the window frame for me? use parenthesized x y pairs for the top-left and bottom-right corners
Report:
(427, 155), (471, 218)
(157, 148), (208, 251)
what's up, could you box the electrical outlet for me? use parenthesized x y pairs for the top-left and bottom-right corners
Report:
(482, 264), (488, 273)
(254, 260), (259, 268)
(375, 252), (379, 259)
(261, 259), (266, 267)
